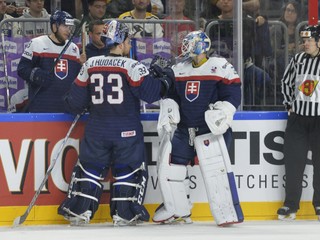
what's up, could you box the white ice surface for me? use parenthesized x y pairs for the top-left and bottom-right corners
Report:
(1, 220), (320, 240)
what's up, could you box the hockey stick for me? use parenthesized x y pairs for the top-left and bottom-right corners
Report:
(13, 113), (83, 227)
(22, 0), (89, 113)
(1, 32), (11, 111)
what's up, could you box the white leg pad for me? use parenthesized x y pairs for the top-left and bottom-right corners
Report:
(195, 133), (243, 226)
(153, 132), (191, 222)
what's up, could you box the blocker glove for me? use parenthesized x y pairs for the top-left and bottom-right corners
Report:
(30, 67), (53, 88)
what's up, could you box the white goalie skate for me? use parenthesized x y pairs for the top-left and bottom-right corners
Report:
(277, 206), (296, 221)
(153, 204), (193, 224)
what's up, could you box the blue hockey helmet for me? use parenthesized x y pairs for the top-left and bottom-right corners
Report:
(300, 24), (320, 42)
(181, 30), (211, 58)
(50, 10), (74, 30)
(101, 20), (129, 47)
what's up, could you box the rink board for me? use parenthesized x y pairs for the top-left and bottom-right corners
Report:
(0, 112), (318, 225)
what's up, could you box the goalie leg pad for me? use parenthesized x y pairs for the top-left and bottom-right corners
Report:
(153, 161), (192, 223)
(194, 133), (243, 226)
(58, 161), (105, 225)
(110, 162), (150, 226)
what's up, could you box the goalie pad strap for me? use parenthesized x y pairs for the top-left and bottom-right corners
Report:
(110, 162), (150, 222)
(58, 162), (104, 221)
(194, 133), (243, 225)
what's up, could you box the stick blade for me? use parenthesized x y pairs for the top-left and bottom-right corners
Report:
(13, 214), (26, 227)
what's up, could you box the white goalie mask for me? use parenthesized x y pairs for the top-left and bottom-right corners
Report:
(181, 30), (211, 58)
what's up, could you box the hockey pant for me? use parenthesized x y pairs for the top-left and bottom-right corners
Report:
(58, 161), (106, 221)
(110, 162), (150, 223)
(194, 133), (244, 226)
(153, 130), (192, 223)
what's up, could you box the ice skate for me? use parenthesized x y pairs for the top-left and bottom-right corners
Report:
(63, 210), (92, 226)
(156, 214), (193, 225)
(112, 214), (143, 227)
(153, 204), (192, 224)
(277, 206), (296, 221)
(315, 207), (320, 221)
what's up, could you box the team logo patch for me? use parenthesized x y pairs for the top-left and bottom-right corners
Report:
(204, 139), (210, 146)
(185, 81), (200, 102)
(299, 80), (319, 97)
(55, 59), (68, 80)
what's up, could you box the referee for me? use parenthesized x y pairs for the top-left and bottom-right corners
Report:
(278, 24), (320, 221)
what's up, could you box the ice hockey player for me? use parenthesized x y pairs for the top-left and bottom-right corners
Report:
(17, 10), (81, 113)
(278, 24), (320, 221)
(58, 19), (175, 226)
(153, 30), (244, 226)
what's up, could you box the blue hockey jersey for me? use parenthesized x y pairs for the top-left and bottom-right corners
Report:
(18, 35), (81, 112)
(66, 55), (164, 140)
(170, 56), (241, 128)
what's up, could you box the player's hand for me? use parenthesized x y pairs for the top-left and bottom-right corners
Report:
(80, 53), (87, 65)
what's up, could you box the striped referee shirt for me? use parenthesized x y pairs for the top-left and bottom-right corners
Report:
(281, 52), (320, 116)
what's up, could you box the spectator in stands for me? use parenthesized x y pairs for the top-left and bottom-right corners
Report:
(243, 0), (260, 16)
(17, 10), (81, 113)
(200, 0), (221, 25)
(105, 0), (133, 18)
(270, 1), (303, 76)
(0, 0), (20, 37)
(118, 0), (163, 38)
(269, 1), (303, 105)
(207, 0), (271, 110)
(19, 0), (51, 37)
(150, 0), (165, 18)
(163, 0), (195, 57)
(86, 0), (107, 22)
(5, 0), (25, 17)
(79, 19), (108, 64)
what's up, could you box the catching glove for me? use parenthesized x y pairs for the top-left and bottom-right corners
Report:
(30, 67), (53, 88)
(205, 101), (236, 135)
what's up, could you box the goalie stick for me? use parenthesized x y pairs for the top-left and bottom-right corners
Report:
(22, 0), (89, 112)
(13, 113), (83, 227)
(1, 32), (11, 111)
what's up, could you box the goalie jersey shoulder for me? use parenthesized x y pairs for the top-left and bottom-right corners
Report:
(173, 56), (240, 83)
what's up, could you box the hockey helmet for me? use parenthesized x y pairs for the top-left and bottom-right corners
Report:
(101, 20), (129, 47)
(50, 10), (74, 30)
(300, 24), (320, 41)
(181, 30), (211, 58)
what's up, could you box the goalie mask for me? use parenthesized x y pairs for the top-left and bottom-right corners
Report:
(181, 30), (211, 58)
(101, 20), (130, 48)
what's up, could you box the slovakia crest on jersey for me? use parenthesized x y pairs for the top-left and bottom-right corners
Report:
(185, 81), (200, 102)
(54, 59), (68, 80)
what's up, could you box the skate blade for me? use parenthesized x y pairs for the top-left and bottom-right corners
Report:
(160, 216), (193, 225)
(278, 213), (296, 221)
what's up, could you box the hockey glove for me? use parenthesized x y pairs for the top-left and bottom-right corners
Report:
(30, 67), (53, 88)
(149, 55), (172, 78)
(159, 68), (175, 97)
(205, 101), (236, 135)
(150, 55), (172, 69)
